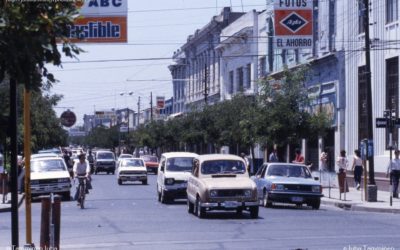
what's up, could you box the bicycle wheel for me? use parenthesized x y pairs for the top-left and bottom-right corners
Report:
(80, 184), (85, 209)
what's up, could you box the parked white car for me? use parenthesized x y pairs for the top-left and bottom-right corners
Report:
(157, 152), (198, 203)
(30, 156), (71, 200)
(117, 158), (147, 185)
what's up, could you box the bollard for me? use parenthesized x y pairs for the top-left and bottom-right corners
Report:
(40, 195), (61, 250)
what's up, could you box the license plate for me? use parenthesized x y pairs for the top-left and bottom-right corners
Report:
(291, 196), (303, 202)
(224, 201), (238, 208)
(179, 183), (187, 188)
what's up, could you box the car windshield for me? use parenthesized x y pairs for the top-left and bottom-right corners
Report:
(267, 165), (311, 178)
(122, 159), (144, 167)
(201, 160), (246, 175)
(166, 157), (193, 172)
(97, 152), (114, 159)
(31, 159), (67, 173)
(119, 155), (132, 159)
(142, 155), (158, 162)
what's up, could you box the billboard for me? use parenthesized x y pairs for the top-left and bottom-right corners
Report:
(156, 96), (165, 109)
(68, 0), (127, 43)
(274, 0), (313, 49)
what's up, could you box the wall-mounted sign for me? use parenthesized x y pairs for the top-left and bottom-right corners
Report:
(68, 0), (127, 43)
(274, 0), (313, 49)
(156, 96), (165, 109)
(60, 110), (77, 127)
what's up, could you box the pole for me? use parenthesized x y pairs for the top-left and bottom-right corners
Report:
(150, 92), (153, 121)
(24, 89), (33, 245)
(204, 64), (208, 105)
(10, 78), (19, 248)
(137, 97), (141, 126)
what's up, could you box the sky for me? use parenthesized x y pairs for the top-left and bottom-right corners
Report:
(49, 0), (267, 125)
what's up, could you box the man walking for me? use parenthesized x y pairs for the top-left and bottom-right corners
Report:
(387, 149), (400, 198)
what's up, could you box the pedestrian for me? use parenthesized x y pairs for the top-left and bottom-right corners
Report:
(292, 148), (305, 164)
(336, 150), (349, 193)
(351, 149), (364, 190)
(320, 148), (329, 172)
(240, 152), (250, 174)
(269, 148), (279, 162)
(386, 149), (400, 198)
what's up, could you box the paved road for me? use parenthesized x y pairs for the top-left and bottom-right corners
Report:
(1, 174), (400, 250)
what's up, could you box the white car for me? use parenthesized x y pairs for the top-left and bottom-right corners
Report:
(117, 154), (133, 166)
(157, 152), (198, 203)
(117, 158), (147, 185)
(30, 156), (71, 200)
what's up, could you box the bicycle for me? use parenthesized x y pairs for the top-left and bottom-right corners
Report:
(76, 176), (87, 209)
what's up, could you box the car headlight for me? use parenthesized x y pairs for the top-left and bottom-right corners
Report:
(271, 184), (284, 190)
(312, 185), (322, 193)
(210, 190), (218, 197)
(244, 189), (252, 197)
(165, 178), (174, 185)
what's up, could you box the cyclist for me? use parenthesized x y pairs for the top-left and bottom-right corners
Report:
(73, 153), (91, 205)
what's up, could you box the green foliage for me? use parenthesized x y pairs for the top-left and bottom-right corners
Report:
(85, 126), (119, 149)
(0, 2), (82, 90)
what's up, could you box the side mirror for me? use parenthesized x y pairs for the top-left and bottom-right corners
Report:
(160, 166), (164, 172)
(314, 177), (319, 181)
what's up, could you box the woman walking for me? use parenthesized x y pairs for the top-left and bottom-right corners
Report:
(351, 149), (363, 190)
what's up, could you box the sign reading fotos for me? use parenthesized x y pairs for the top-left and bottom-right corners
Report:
(274, 0), (313, 49)
(68, 0), (127, 43)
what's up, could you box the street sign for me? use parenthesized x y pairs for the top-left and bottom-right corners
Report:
(274, 0), (313, 49)
(156, 96), (165, 109)
(120, 126), (128, 133)
(375, 118), (387, 128)
(60, 110), (76, 127)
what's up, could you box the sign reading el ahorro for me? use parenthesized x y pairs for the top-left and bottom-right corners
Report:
(68, 0), (127, 43)
(274, 0), (313, 49)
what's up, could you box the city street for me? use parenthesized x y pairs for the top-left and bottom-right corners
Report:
(1, 174), (400, 250)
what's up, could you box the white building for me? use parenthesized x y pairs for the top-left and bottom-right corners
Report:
(217, 10), (267, 99)
(341, 0), (399, 175)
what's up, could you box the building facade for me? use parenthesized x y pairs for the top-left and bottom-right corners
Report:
(341, 0), (400, 174)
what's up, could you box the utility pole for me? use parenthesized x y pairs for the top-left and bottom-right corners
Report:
(10, 78), (19, 248)
(363, 0), (377, 201)
(137, 96), (141, 126)
(150, 92), (153, 121)
(203, 64), (208, 105)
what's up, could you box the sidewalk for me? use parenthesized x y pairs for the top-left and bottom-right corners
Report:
(0, 193), (25, 212)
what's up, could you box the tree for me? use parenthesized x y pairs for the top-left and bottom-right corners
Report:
(0, 2), (82, 90)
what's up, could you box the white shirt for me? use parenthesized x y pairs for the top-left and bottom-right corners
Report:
(73, 160), (90, 176)
(353, 156), (363, 166)
(336, 156), (348, 171)
(387, 158), (400, 173)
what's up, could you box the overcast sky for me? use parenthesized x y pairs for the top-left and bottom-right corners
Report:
(49, 0), (266, 125)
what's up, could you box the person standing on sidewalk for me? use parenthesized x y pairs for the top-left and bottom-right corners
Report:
(336, 150), (349, 193)
(269, 148), (279, 162)
(351, 149), (363, 190)
(292, 148), (305, 164)
(320, 148), (329, 172)
(386, 149), (400, 198)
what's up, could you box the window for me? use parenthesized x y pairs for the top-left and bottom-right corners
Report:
(237, 67), (244, 92)
(386, 57), (399, 148)
(259, 57), (266, 77)
(358, 66), (368, 141)
(358, 0), (365, 34)
(246, 64), (251, 89)
(229, 70), (234, 94)
(386, 0), (399, 23)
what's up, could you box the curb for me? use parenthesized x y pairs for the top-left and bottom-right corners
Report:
(321, 198), (400, 214)
(0, 194), (25, 213)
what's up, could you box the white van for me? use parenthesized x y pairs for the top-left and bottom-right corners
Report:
(157, 152), (198, 203)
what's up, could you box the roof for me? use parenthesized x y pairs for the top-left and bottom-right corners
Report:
(161, 152), (198, 158)
(196, 154), (244, 162)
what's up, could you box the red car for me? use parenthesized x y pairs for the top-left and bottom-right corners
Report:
(141, 155), (159, 174)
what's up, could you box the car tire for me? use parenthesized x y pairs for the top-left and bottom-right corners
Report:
(263, 190), (272, 207)
(311, 199), (321, 210)
(142, 180), (147, 185)
(62, 191), (71, 201)
(118, 179), (122, 185)
(112, 171), (115, 175)
(236, 208), (243, 216)
(250, 206), (259, 219)
(160, 190), (168, 204)
(195, 197), (206, 218)
(94, 170), (98, 175)
(187, 199), (194, 214)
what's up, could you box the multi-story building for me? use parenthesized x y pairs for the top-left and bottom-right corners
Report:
(341, 0), (400, 175)
(170, 7), (245, 111)
(264, 0), (345, 169)
(216, 10), (267, 99)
